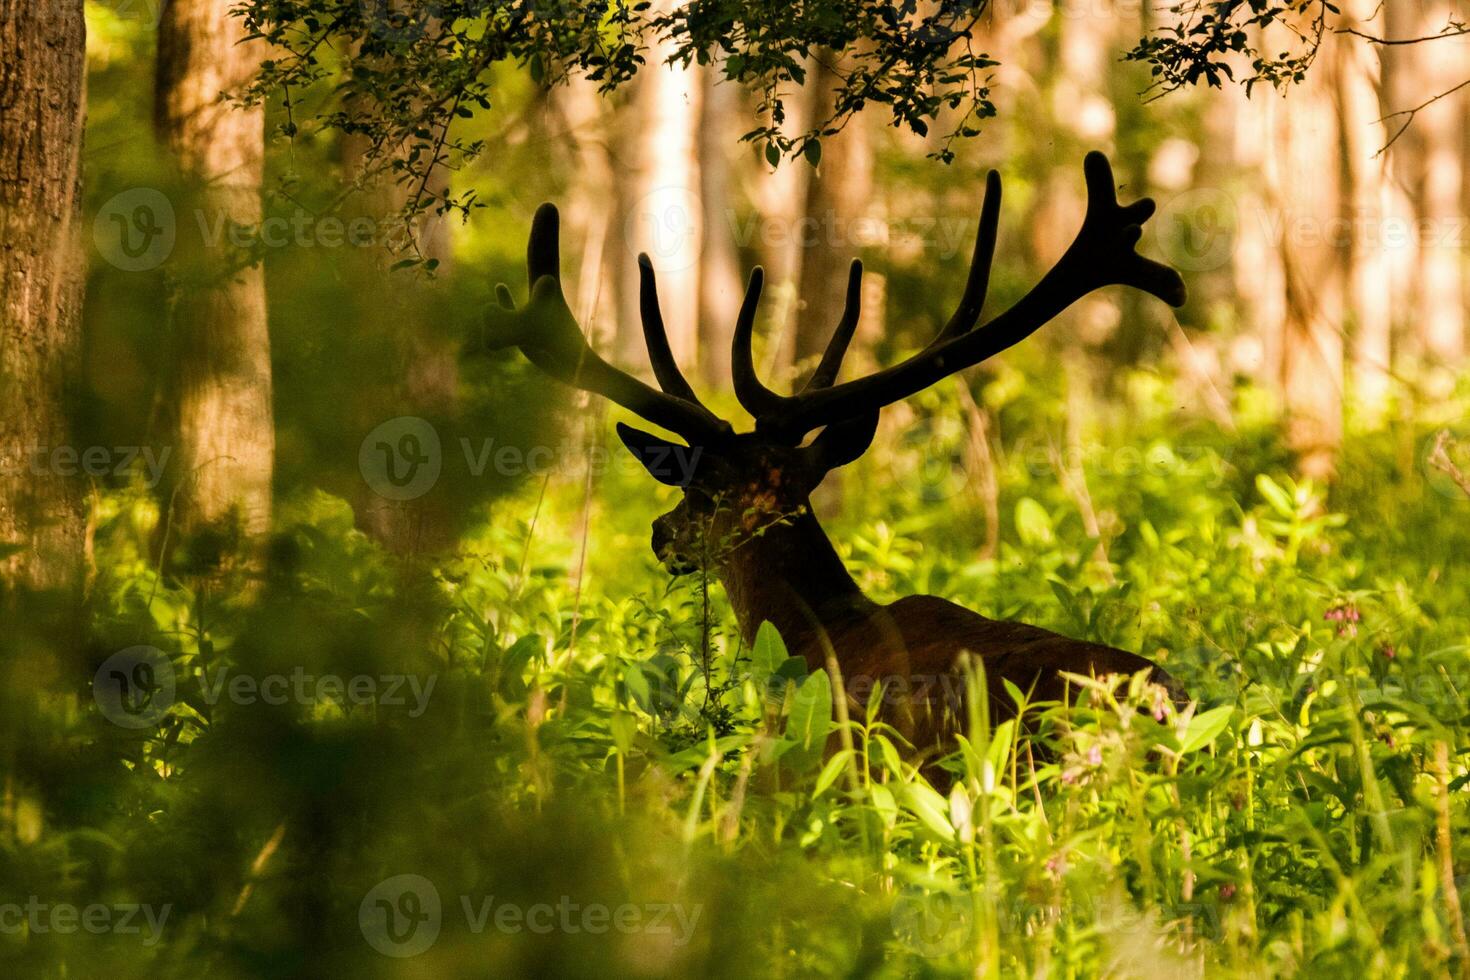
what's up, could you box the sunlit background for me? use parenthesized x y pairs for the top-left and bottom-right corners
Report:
(1, 0), (1468, 976)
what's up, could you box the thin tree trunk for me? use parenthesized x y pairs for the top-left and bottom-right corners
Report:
(1414, 0), (1466, 363)
(342, 90), (461, 556)
(753, 65), (814, 381)
(792, 57), (873, 381)
(156, 0), (274, 545)
(0, 0), (87, 592)
(1338, 0), (1394, 421)
(1271, 62), (1345, 480)
(617, 1), (702, 369)
(698, 71), (745, 387)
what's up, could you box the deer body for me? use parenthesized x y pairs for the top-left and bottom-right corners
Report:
(698, 492), (1174, 755)
(480, 151), (1190, 760)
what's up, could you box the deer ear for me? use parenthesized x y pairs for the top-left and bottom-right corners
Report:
(615, 422), (703, 488)
(804, 411), (879, 475)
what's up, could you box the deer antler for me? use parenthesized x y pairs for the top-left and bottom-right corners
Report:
(737, 151), (1186, 440)
(484, 153), (1183, 454)
(478, 203), (732, 444)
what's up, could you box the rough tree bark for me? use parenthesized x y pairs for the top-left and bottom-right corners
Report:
(156, 0), (274, 545)
(0, 0), (87, 592)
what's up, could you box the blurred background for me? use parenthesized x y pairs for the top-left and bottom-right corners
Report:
(2, 0), (1469, 976)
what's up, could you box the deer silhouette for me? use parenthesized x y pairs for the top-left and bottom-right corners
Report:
(478, 152), (1189, 760)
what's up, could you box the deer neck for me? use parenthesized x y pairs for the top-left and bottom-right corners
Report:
(714, 505), (875, 653)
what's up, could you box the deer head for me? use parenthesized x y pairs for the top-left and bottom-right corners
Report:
(477, 152), (1186, 578)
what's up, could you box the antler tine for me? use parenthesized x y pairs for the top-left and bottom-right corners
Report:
(637, 254), (704, 404)
(478, 204), (731, 443)
(801, 259), (864, 392)
(757, 151), (1186, 439)
(730, 267), (786, 417)
(929, 169), (1001, 348)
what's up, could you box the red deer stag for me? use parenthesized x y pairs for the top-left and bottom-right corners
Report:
(477, 152), (1188, 758)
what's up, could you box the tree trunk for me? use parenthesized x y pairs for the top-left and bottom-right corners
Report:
(1337, 0), (1394, 421)
(617, 1), (702, 369)
(0, 0), (87, 592)
(341, 91), (461, 556)
(791, 58), (874, 380)
(1271, 63), (1345, 481)
(156, 0), (274, 546)
(1413, 0), (1466, 364)
(697, 70), (746, 387)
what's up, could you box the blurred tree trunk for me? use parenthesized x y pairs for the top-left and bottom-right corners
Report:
(551, 76), (619, 341)
(698, 71), (745, 387)
(342, 97), (460, 556)
(617, 1), (702, 369)
(1412, 1), (1466, 364)
(1338, 0), (1394, 421)
(791, 57), (873, 382)
(0, 0), (87, 592)
(754, 64), (814, 383)
(1270, 62), (1345, 480)
(156, 0), (274, 546)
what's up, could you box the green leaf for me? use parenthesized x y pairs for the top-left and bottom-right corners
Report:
(813, 749), (852, 798)
(802, 138), (822, 166)
(1256, 474), (1293, 515)
(788, 670), (832, 746)
(750, 621), (788, 682)
(903, 783), (956, 841)
(1180, 705), (1234, 754)
(1015, 497), (1055, 546)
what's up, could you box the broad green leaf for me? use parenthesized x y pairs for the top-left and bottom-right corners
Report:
(813, 750), (853, 799)
(788, 669), (833, 747)
(750, 621), (788, 682)
(1015, 497), (1055, 546)
(1180, 705), (1234, 754)
(903, 783), (956, 841)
